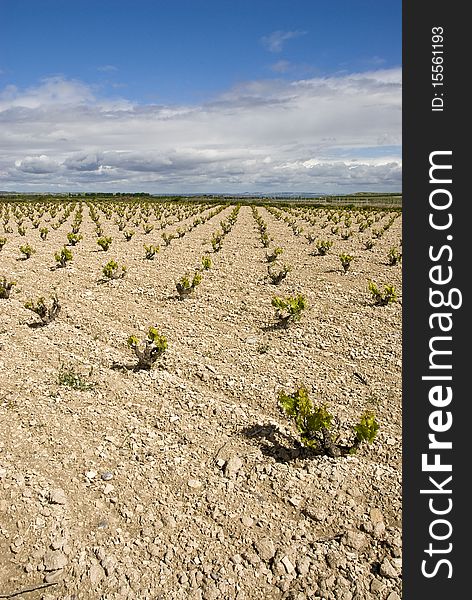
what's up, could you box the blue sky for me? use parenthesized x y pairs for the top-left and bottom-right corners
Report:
(0, 1), (402, 193)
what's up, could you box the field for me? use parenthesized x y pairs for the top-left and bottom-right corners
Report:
(0, 199), (402, 600)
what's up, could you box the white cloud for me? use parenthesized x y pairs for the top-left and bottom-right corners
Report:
(261, 30), (307, 53)
(63, 153), (102, 172)
(0, 69), (401, 192)
(14, 155), (61, 174)
(0, 77), (94, 110)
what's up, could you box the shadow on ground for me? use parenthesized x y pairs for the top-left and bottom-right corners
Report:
(241, 423), (318, 463)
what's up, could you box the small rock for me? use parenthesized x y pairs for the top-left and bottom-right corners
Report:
(231, 554), (242, 564)
(281, 556), (295, 574)
(370, 508), (384, 525)
(48, 489), (67, 505)
(272, 557), (287, 578)
(51, 537), (66, 550)
(103, 484), (114, 494)
(380, 557), (399, 579)
(386, 592), (401, 600)
(346, 486), (362, 498)
(216, 459), (226, 468)
(370, 508), (386, 537)
(370, 578), (384, 593)
(311, 507), (328, 521)
(373, 520), (386, 537)
(43, 550), (67, 571)
(0, 467), (7, 479)
(179, 572), (189, 584)
(85, 470), (97, 480)
(162, 514), (177, 528)
(255, 537), (276, 561)
(10, 536), (23, 553)
(224, 456), (243, 478)
(89, 564), (105, 585)
(342, 530), (367, 552)
(326, 551), (342, 569)
(101, 555), (117, 576)
(241, 516), (254, 527)
(243, 550), (261, 566)
(101, 471), (113, 481)
(44, 569), (64, 584)
(188, 479), (203, 489)
(296, 557), (310, 576)
(392, 557), (402, 573)
(388, 532), (402, 558)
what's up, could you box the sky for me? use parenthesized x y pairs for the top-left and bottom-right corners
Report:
(0, 0), (402, 194)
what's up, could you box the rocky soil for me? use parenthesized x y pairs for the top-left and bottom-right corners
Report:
(0, 201), (402, 599)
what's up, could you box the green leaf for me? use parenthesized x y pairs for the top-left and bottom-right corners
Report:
(354, 412), (379, 444)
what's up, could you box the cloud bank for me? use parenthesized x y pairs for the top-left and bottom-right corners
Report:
(0, 69), (401, 193)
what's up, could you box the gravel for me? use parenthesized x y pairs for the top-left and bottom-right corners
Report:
(0, 202), (402, 598)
